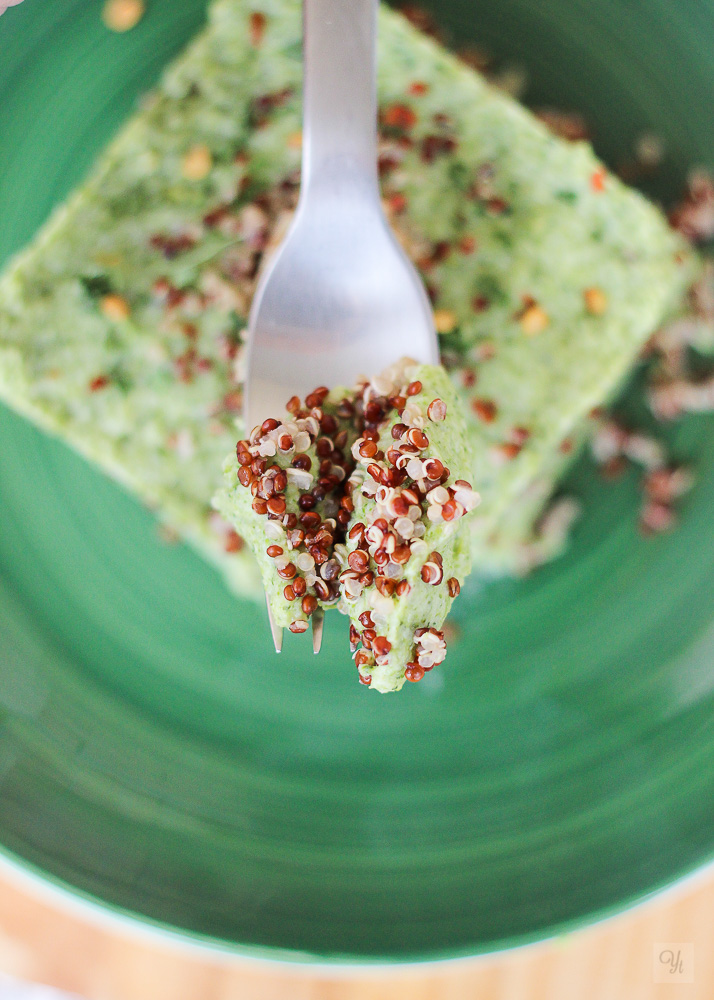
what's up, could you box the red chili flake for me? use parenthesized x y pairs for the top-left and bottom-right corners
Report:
(222, 391), (242, 412)
(486, 197), (509, 215)
(387, 192), (408, 215)
(600, 456), (627, 480)
(88, 375), (109, 392)
(472, 295), (491, 313)
(510, 426), (531, 446)
(408, 81), (429, 96)
(640, 501), (676, 535)
(590, 168), (607, 192)
(149, 233), (197, 259)
(420, 134), (457, 164)
(166, 286), (186, 310)
(249, 11), (267, 46)
(251, 88), (294, 127)
(382, 103), (417, 130)
(203, 205), (230, 228)
(494, 442), (522, 461)
(225, 531), (244, 554)
(471, 398), (498, 423)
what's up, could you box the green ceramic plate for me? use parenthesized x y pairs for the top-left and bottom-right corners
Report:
(1, 0), (714, 966)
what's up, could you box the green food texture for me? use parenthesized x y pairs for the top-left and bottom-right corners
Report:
(216, 359), (479, 691)
(0, 0), (697, 606)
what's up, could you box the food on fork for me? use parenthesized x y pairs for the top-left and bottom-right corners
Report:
(215, 359), (478, 691)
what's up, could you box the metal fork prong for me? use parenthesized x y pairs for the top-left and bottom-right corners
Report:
(266, 597), (283, 654)
(312, 610), (324, 655)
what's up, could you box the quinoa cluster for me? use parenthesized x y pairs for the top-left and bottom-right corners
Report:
(220, 359), (480, 690)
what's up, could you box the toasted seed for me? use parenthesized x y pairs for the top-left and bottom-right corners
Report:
(102, 0), (144, 33)
(447, 577), (461, 597)
(277, 563), (297, 580)
(405, 663), (425, 682)
(433, 309), (456, 333)
(406, 381), (423, 396)
(583, 286), (608, 315)
(289, 620), (309, 634)
(181, 145), (213, 181)
(100, 294), (131, 321)
(283, 585), (296, 602)
(520, 303), (549, 335)
(266, 545), (284, 558)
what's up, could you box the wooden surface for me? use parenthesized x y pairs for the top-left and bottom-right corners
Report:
(0, 865), (711, 1000)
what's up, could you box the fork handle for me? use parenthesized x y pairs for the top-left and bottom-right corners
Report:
(301, 0), (380, 204)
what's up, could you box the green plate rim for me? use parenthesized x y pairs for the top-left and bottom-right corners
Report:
(0, 838), (711, 967)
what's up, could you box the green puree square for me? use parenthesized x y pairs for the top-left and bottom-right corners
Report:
(0, 0), (696, 595)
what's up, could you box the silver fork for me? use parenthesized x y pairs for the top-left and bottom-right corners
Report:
(244, 0), (438, 654)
